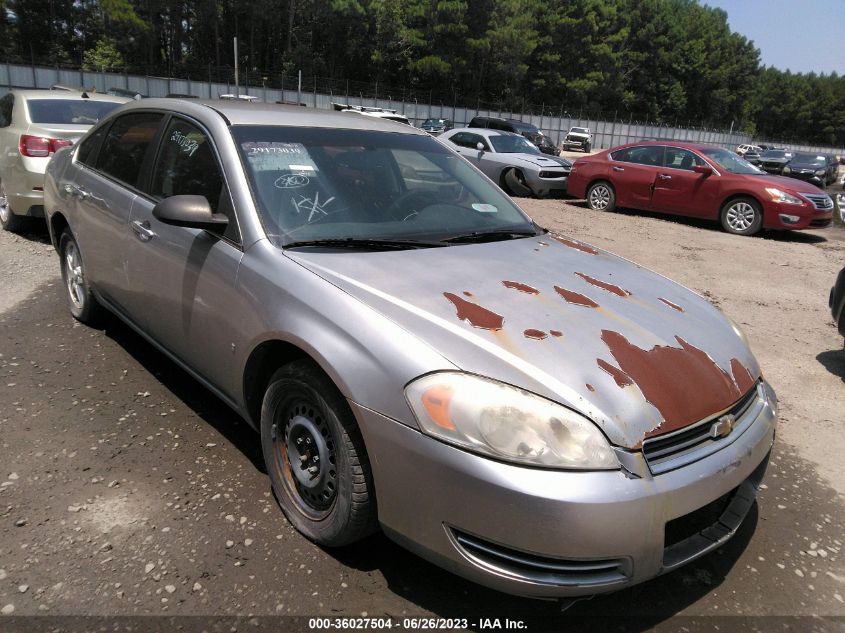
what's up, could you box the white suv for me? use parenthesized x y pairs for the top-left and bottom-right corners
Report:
(736, 144), (762, 156)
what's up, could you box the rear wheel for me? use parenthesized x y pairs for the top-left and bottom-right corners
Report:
(586, 181), (616, 212)
(0, 181), (24, 232)
(59, 229), (103, 323)
(721, 197), (763, 236)
(260, 360), (378, 546)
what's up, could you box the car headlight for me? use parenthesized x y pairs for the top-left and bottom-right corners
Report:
(765, 187), (803, 204)
(815, 169), (826, 176)
(783, 166), (791, 174)
(405, 372), (618, 470)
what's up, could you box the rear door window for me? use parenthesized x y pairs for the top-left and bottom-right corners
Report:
(611, 145), (665, 167)
(96, 112), (164, 188)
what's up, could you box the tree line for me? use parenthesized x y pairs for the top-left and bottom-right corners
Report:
(3, 0), (844, 146)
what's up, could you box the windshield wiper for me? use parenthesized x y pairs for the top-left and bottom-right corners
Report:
(442, 229), (540, 244)
(284, 237), (447, 250)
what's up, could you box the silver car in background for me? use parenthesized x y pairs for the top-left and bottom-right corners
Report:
(0, 89), (127, 231)
(44, 99), (776, 599)
(440, 127), (571, 197)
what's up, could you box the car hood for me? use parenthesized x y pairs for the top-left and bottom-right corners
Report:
(787, 162), (824, 171)
(757, 174), (827, 193)
(567, 132), (590, 138)
(503, 153), (571, 169)
(288, 235), (760, 449)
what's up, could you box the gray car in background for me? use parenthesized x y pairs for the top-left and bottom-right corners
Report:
(44, 99), (776, 599)
(440, 127), (572, 197)
(0, 89), (128, 231)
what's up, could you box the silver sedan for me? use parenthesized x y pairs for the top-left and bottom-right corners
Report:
(440, 127), (571, 197)
(44, 99), (775, 599)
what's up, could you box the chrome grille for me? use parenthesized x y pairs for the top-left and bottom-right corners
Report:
(451, 529), (629, 587)
(642, 384), (762, 475)
(802, 193), (834, 210)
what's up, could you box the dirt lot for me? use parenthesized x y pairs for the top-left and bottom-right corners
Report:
(1, 198), (844, 631)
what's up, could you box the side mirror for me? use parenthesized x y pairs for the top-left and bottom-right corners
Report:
(476, 142), (485, 152)
(153, 195), (229, 232)
(693, 165), (713, 175)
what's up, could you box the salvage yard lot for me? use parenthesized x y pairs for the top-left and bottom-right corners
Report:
(0, 197), (844, 629)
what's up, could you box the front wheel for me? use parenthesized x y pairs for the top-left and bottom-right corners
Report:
(586, 181), (616, 212)
(721, 197), (763, 236)
(59, 229), (103, 323)
(584, 143), (591, 153)
(260, 360), (378, 547)
(501, 167), (533, 197)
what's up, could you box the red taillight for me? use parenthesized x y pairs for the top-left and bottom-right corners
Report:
(19, 135), (72, 158)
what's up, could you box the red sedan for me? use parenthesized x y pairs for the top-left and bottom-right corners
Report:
(567, 141), (834, 235)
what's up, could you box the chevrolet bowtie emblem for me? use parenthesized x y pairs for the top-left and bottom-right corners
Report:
(710, 414), (735, 439)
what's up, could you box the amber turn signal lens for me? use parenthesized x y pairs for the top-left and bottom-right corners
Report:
(421, 385), (456, 431)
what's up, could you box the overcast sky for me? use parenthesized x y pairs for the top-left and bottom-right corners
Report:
(703, 0), (845, 75)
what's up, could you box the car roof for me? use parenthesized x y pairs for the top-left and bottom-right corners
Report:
(117, 98), (428, 135)
(450, 127), (520, 138)
(8, 89), (130, 104)
(607, 140), (736, 154)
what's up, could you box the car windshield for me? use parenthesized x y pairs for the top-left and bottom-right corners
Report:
(233, 126), (537, 246)
(700, 147), (764, 174)
(489, 134), (541, 154)
(761, 150), (788, 159)
(571, 128), (589, 134)
(512, 123), (541, 134)
(792, 153), (826, 166)
(423, 119), (446, 126)
(26, 99), (122, 125)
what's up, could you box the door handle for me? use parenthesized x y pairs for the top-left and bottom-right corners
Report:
(131, 220), (156, 242)
(657, 173), (672, 180)
(64, 183), (90, 199)
(612, 166), (625, 172)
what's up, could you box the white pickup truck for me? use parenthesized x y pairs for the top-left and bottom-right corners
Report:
(562, 127), (592, 152)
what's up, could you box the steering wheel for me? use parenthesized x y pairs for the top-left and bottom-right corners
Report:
(385, 190), (438, 220)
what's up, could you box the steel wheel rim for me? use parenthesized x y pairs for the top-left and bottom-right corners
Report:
(274, 399), (337, 516)
(726, 202), (756, 231)
(589, 185), (611, 210)
(0, 184), (9, 223)
(64, 242), (85, 310)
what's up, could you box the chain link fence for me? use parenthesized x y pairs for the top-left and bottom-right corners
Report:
(3, 60), (844, 157)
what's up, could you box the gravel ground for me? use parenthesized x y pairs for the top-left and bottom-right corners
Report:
(1, 199), (844, 631)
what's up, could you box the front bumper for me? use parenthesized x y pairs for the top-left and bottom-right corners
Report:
(525, 172), (569, 197)
(764, 200), (833, 230)
(352, 381), (776, 598)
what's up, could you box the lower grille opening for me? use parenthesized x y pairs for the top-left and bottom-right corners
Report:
(811, 218), (832, 228)
(664, 486), (737, 550)
(451, 529), (629, 587)
(663, 452), (769, 569)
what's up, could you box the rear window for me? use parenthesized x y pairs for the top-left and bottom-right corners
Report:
(26, 99), (122, 125)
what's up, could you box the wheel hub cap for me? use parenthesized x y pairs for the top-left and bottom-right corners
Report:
(281, 406), (337, 510)
(590, 186), (610, 209)
(65, 244), (85, 309)
(727, 202), (755, 230)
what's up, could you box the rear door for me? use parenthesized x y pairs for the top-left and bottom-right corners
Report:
(123, 114), (245, 399)
(68, 111), (165, 305)
(607, 145), (664, 209)
(650, 147), (720, 217)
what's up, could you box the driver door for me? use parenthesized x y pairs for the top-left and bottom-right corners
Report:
(123, 115), (245, 400)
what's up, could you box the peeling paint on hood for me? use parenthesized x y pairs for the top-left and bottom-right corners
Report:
(286, 235), (761, 449)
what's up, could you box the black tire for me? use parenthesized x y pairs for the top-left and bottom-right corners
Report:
(720, 196), (763, 236)
(0, 180), (25, 232)
(586, 181), (616, 212)
(584, 143), (591, 153)
(501, 167), (533, 197)
(260, 360), (377, 547)
(59, 229), (104, 323)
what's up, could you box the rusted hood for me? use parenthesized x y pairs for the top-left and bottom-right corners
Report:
(288, 235), (761, 449)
